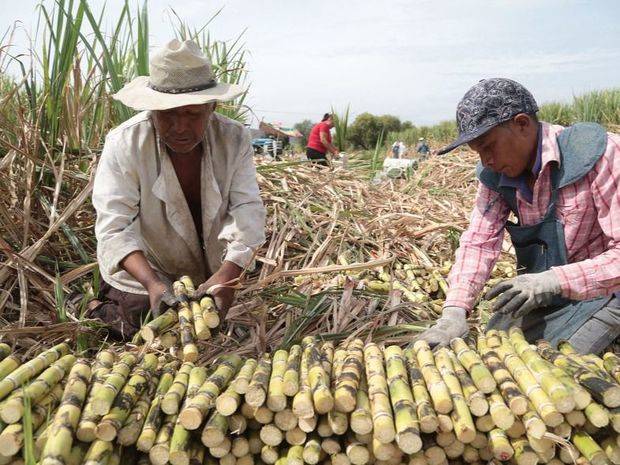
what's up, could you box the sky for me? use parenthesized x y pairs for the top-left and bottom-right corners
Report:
(1, 0), (619, 128)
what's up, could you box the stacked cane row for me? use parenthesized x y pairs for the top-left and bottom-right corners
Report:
(0, 328), (620, 465)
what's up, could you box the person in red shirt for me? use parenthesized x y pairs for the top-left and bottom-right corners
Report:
(306, 113), (339, 165)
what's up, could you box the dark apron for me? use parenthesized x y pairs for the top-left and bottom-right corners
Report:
(486, 169), (611, 346)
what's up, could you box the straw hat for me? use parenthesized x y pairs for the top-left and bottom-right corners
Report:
(113, 39), (246, 111)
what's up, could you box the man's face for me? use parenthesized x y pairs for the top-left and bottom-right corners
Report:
(468, 115), (536, 178)
(325, 117), (334, 128)
(152, 103), (216, 154)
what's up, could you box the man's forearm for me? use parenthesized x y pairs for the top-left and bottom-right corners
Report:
(444, 244), (502, 312)
(320, 134), (338, 155)
(120, 251), (162, 291)
(445, 183), (511, 310)
(196, 260), (243, 306)
(216, 260), (243, 282)
(323, 141), (338, 155)
(551, 248), (620, 301)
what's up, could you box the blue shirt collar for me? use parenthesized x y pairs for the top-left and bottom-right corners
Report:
(498, 123), (543, 203)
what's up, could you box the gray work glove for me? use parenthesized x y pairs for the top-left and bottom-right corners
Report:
(415, 306), (468, 349)
(485, 270), (561, 318)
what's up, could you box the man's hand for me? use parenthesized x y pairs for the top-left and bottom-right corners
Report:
(146, 281), (178, 317)
(195, 261), (243, 319)
(120, 251), (178, 317)
(415, 306), (468, 349)
(485, 270), (561, 318)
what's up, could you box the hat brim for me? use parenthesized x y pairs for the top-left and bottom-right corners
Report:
(113, 76), (246, 111)
(437, 123), (497, 155)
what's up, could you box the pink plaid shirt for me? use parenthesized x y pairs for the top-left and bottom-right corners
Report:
(445, 122), (620, 312)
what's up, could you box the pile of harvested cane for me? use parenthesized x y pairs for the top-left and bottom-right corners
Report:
(0, 327), (619, 465)
(0, 150), (515, 355)
(199, 153), (516, 356)
(251, 154), (480, 290)
(137, 250), (515, 363)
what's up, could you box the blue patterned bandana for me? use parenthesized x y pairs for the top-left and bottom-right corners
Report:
(438, 78), (539, 155)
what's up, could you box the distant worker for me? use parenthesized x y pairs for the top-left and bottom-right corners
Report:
(391, 140), (400, 158)
(306, 113), (339, 166)
(416, 137), (430, 155)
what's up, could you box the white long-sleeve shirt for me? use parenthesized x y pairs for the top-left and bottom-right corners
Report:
(93, 111), (266, 294)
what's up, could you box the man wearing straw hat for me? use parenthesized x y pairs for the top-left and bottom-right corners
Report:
(417, 78), (620, 353)
(90, 39), (265, 339)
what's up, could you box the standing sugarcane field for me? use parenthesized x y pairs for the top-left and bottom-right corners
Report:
(1, 1), (620, 465)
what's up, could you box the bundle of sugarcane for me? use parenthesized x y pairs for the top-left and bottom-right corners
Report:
(322, 258), (515, 317)
(139, 276), (220, 361)
(129, 330), (619, 465)
(356, 262), (449, 307)
(3, 327), (620, 465)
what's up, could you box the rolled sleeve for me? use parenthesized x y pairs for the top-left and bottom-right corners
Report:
(444, 182), (510, 312)
(93, 135), (143, 276)
(218, 140), (266, 270)
(551, 135), (620, 300)
(223, 241), (256, 270)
